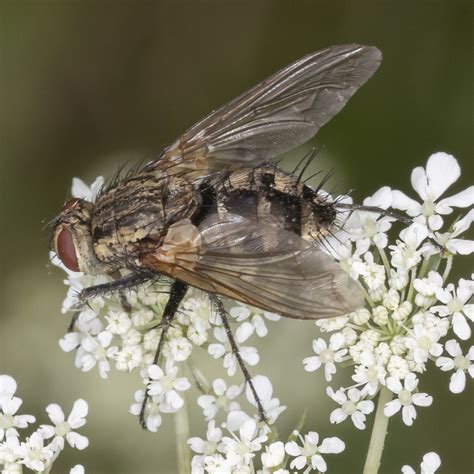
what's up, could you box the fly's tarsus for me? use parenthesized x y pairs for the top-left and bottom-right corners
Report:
(139, 281), (188, 430)
(209, 294), (268, 424)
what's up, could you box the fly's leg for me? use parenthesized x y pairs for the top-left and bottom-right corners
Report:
(67, 271), (154, 332)
(209, 294), (267, 423)
(79, 271), (155, 301)
(139, 280), (188, 430)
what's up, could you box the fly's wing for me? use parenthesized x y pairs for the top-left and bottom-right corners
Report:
(146, 215), (364, 319)
(149, 44), (381, 176)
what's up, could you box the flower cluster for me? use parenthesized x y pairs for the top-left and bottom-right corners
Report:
(52, 152), (472, 472)
(0, 375), (88, 473)
(305, 153), (473, 434)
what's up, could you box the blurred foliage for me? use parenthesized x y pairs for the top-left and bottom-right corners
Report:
(0, 1), (472, 473)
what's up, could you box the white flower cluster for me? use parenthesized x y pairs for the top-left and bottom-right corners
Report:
(0, 375), (88, 473)
(52, 152), (472, 472)
(307, 152), (473, 429)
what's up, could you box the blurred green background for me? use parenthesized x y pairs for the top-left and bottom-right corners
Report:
(1, 1), (472, 473)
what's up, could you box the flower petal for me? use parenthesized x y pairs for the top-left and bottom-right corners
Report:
(46, 403), (65, 424)
(319, 436), (345, 454)
(66, 432), (89, 450)
(449, 370), (466, 394)
(425, 152), (460, 201)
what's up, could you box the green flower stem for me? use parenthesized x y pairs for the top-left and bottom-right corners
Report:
(175, 392), (191, 474)
(442, 255), (453, 282)
(363, 386), (393, 474)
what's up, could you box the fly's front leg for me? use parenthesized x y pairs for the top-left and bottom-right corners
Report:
(68, 271), (154, 331)
(139, 280), (188, 430)
(79, 270), (155, 302)
(209, 294), (267, 423)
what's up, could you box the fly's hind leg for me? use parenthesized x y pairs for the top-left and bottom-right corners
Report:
(139, 280), (188, 430)
(209, 294), (267, 423)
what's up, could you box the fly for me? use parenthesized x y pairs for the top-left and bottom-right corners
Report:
(51, 44), (395, 427)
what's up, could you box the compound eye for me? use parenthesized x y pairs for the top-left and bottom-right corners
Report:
(57, 228), (80, 272)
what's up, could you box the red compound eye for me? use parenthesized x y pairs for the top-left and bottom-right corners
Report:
(57, 228), (80, 272)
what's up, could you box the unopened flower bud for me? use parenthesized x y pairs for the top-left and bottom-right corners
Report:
(392, 301), (412, 321)
(342, 327), (358, 346)
(360, 329), (380, 346)
(375, 342), (391, 365)
(390, 335), (406, 355)
(387, 355), (410, 378)
(369, 285), (386, 302)
(373, 306), (389, 326)
(352, 308), (371, 326)
(389, 269), (409, 290)
(383, 289), (400, 310)
(187, 326), (207, 346)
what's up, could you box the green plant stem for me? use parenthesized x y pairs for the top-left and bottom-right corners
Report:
(363, 386), (393, 474)
(175, 393), (191, 474)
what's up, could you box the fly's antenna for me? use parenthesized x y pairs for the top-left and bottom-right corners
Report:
(333, 202), (412, 225)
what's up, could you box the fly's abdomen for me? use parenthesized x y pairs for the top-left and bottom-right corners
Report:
(214, 163), (337, 243)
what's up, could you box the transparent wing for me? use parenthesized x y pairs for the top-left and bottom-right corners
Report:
(144, 215), (364, 319)
(149, 44), (381, 175)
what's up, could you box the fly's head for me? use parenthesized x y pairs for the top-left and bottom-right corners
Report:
(51, 198), (116, 275)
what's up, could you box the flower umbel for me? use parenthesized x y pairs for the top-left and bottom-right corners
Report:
(52, 153), (473, 472)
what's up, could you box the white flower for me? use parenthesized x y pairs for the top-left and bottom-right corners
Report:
(352, 253), (386, 291)
(208, 325), (259, 376)
(229, 305), (279, 338)
(391, 152), (474, 230)
(105, 310), (132, 335)
(201, 453), (232, 473)
(285, 431), (344, 472)
(146, 363), (191, 412)
(401, 451), (441, 474)
(433, 280), (474, 340)
(352, 359), (387, 396)
(0, 396), (35, 440)
(129, 390), (162, 432)
(434, 209), (474, 254)
(435, 340), (474, 393)
(71, 176), (104, 202)
(39, 399), (89, 450)
(0, 435), (21, 466)
(346, 187), (394, 249)
(384, 374), (433, 426)
(261, 441), (285, 468)
(303, 333), (347, 382)
(188, 420), (222, 470)
(390, 223), (429, 270)
(327, 387), (374, 430)
(167, 337), (193, 362)
(405, 324), (443, 364)
(413, 272), (444, 307)
(219, 419), (267, 466)
(197, 379), (242, 421)
(111, 344), (143, 372)
(245, 375), (286, 424)
(16, 432), (54, 472)
(76, 331), (113, 378)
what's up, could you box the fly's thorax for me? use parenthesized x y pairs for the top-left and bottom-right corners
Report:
(91, 173), (200, 266)
(51, 198), (117, 275)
